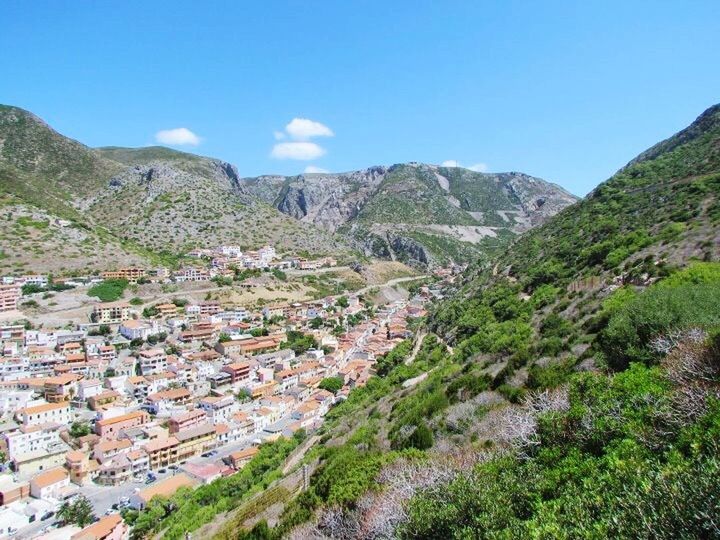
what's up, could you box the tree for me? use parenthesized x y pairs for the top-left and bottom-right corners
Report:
(336, 296), (349, 309)
(69, 422), (91, 438)
(219, 332), (232, 343)
(309, 316), (324, 329)
(283, 331), (318, 355)
(236, 388), (252, 402)
(318, 376), (344, 394)
(58, 495), (96, 527)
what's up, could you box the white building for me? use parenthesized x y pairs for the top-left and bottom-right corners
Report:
(20, 402), (71, 428)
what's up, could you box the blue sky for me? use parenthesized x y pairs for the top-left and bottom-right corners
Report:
(2, 1), (719, 195)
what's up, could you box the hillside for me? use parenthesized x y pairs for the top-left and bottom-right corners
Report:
(242, 164), (577, 267)
(135, 103), (720, 539)
(0, 106), (351, 273)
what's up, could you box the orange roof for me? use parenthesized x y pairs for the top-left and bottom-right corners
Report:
(137, 473), (196, 502)
(230, 447), (259, 462)
(22, 401), (69, 415)
(96, 411), (147, 427)
(31, 467), (68, 488)
(144, 436), (179, 453)
(66, 451), (86, 463)
(72, 514), (124, 540)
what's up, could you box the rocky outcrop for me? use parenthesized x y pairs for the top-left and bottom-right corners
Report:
(242, 163), (578, 266)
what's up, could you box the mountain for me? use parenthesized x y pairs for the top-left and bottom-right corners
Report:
(0, 104), (576, 275)
(242, 164), (578, 267)
(144, 104), (720, 539)
(0, 105), (349, 273)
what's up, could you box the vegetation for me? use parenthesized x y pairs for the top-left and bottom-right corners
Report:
(282, 330), (318, 355)
(69, 421), (91, 438)
(88, 278), (128, 302)
(124, 433), (305, 539)
(317, 376), (343, 394)
(58, 495), (96, 527)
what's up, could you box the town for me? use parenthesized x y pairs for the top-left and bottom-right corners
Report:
(0, 245), (451, 539)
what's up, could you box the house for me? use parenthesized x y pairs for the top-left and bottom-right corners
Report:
(198, 395), (237, 424)
(227, 447), (259, 470)
(129, 473), (197, 510)
(144, 437), (180, 470)
(93, 302), (131, 324)
(175, 423), (216, 462)
(215, 336), (281, 356)
(145, 388), (192, 414)
(0, 475), (30, 505)
(93, 439), (132, 463)
(44, 374), (81, 402)
(29, 466), (70, 500)
(88, 390), (119, 411)
(95, 411), (149, 440)
(78, 379), (104, 401)
(155, 303), (178, 318)
(221, 361), (251, 383)
(137, 348), (167, 375)
(20, 402), (71, 427)
(101, 267), (146, 283)
(291, 400), (322, 429)
(168, 409), (207, 434)
(0, 284), (21, 313)
(65, 451), (93, 486)
(5, 424), (63, 459)
(119, 320), (159, 341)
(179, 462), (222, 485)
(71, 513), (129, 540)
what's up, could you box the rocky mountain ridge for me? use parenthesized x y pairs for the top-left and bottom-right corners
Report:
(242, 163), (578, 266)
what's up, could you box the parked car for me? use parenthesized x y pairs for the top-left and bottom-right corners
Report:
(158, 468), (167, 474)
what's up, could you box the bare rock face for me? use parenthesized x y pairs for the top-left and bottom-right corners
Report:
(247, 166), (388, 232)
(242, 164), (578, 267)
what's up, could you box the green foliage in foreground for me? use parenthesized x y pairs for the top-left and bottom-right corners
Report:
(88, 278), (128, 302)
(58, 495), (96, 528)
(600, 262), (720, 370)
(124, 433), (304, 540)
(401, 361), (720, 539)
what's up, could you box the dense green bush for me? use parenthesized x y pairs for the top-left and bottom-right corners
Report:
(88, 278), (128, 301)
(601, 282), (720, 370)
(401, 360), (720, 539)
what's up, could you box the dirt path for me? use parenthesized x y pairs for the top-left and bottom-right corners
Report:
(356, 275), (428, 296)
(405, 331), (427, 365)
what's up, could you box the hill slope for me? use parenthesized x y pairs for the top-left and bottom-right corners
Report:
(0, 106), (350, 273)
(243, 164), (577, 267)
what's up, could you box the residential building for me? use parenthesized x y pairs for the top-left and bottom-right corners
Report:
(71, 513), (129, 540)
(137, 349), (167, 375)
(29, 466), (70, 500)
(0, 284), (21, 313)
(95, 411), (149, 439)
(93, 302), (131, 324)
(20, 402), (71, 427)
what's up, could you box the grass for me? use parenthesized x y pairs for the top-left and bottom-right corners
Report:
(88, 278), (128, 302)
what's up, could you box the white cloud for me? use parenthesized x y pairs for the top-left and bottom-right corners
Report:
(304, 165), (329, 174)
(271, 142), (326, 160)
(273, 131), (286, 141)
(468, 163), (488, 172)
(155, 127), (201, 146)
(285, 118), (334, 140)
(441, 160), (488, 173)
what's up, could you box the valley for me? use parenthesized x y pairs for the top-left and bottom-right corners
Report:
(1, 102), (719, 540)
